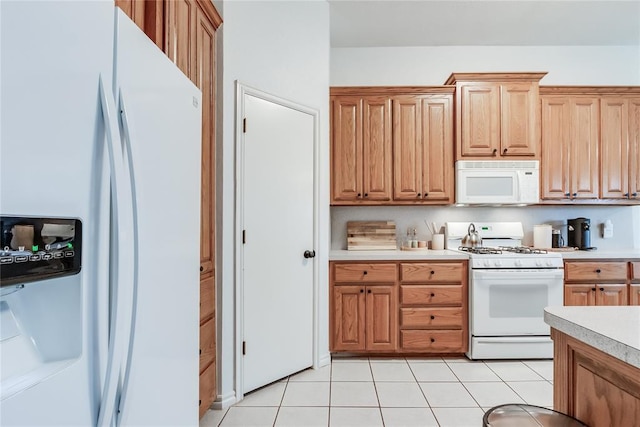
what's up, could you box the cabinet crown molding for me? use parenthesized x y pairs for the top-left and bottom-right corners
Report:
(540, 86), (640, 95)
(330, 86), (455, 96)
(444, 72), (548, 85)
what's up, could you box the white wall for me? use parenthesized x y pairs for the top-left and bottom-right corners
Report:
(216, 0), (330, 408)
(331, 46), (640, 86)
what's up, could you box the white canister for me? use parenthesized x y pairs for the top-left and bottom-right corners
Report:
(533, 224), (552, 248)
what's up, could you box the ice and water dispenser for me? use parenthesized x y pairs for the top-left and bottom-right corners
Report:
(1, 216), (83, 399)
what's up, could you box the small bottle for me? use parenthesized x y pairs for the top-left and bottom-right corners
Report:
(411, 228), (418, 248)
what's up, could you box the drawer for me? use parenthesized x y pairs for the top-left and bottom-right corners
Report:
(565, 262), (628, 282)
(400, 263), (464, 283)
(334, 263), (397, 283)
(400, 307), (463, 328)
(199, 317), (216, 373)
(631, 262), (640, 281)
(400, 330), (464, 353)
(400, 285), (462, 305)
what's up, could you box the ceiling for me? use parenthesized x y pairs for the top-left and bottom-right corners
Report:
(329, 0), (640, 47)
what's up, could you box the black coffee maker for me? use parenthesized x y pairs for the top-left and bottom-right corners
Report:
(567, 217), (596, 250)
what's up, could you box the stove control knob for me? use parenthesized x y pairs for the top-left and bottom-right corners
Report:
(546, 260), (553, 267)
(535, 260), (543, 267)
(494, 260), (502, 267)
(484, 260), (490, 267)
(515, 260), (523, 267)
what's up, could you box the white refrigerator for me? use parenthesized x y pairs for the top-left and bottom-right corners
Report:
(0, 1), (202, 426)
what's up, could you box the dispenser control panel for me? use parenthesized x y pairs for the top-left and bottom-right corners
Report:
(0, 216), (82, 286)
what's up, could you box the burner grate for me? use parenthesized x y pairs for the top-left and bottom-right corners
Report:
(499, 246), (548, 254)
(458, 246), (503, 255)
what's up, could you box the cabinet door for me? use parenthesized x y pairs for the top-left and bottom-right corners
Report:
(331, 97), (363, 202)
(541, 97), (571, 199)
(362, 97), (392, 201)
(571, 98), (600, 199)
(596, 284), (628, 306)
(630, 284), (640, 305)
(365, 286), (397, 351)
(165, 0), (196, 81)
(564, 284), (596, 306)
(116, 0), (146, 29)
(629, 99), (640, 200)
(393, 97), (422, 200)
(421, 96), (453, 202)
(195, 7), (217, 275)
(332, 286), (366, 351)
(601, 97), (629, 199)
(460, 84), (500, 157)
(500, 83), (537, 156)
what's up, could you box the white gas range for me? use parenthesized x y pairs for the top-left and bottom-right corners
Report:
(445, 222), (564, 360)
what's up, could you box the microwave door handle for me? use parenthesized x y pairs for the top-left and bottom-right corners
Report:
(514, 171), (521, 201)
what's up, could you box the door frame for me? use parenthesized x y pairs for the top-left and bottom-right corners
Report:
(234, 81), (320, 401)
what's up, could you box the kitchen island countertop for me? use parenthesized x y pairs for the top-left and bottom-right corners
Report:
(329, 249), (469, 261)
(544, 306), (640, 369)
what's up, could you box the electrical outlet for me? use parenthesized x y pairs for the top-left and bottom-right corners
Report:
(602, 219), (613, 238)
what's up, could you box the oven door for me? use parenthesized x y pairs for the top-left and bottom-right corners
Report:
(470, 269), (564, 336)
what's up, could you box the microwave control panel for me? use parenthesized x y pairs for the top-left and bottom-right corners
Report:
(0, 216), (82, 287)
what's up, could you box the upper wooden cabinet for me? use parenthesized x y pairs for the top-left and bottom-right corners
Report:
(392, 95), (453, 203)
(540, 95), (600, 200)
(330, 96), (392, 203)
(115, 0), (163, 48)
(445, 73), (546, 160)
(601, 97), (640, 200)
(330, 87), (454, 206)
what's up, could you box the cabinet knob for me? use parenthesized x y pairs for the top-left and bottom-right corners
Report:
(424, 193), (428, 198)
(624, 193), (630, 197)
(492, 148), (497, 156)
(367, 289), (371, 294)
(573, 192), (577, 197)
(430, 315), (435, 320)
(417, 193), (421, 197)
(503, 148), (508, 154)
(360, 289), (364, 293)
(565, 192), (571, 198)
(430, 293), (435, 297)
(600, 287), (605, 292)
(357, 193), (361, 198)
(591, 287), (597, 291)
(363, 271), (368, 275)
(430, 338), (435, 343)
(200, 266), (204, 272)
(595, 269), (601, 273)
(430, 270), (435, 275)
(633, 192), (638, 197)
(364, 193), (368, 197)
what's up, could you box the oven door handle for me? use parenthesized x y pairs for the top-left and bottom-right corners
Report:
(472, 269), (564, 282)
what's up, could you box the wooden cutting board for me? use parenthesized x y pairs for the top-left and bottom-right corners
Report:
(347, 221), (397, 250)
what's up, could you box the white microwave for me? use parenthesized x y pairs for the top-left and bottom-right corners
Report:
(456, 160), (539, 205)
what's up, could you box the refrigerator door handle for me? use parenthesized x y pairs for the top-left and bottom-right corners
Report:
(97, 74), (136, 427)
(113, 88), (140, 424)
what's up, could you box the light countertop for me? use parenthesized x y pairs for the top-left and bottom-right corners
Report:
(544, 306), (640, 369)
(329, 249), (468, 261)
(559, 249), (640, 260)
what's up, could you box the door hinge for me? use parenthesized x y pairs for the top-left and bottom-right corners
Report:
(242, 341), (246, 355)
(242, 230), (246, 244)
(243, 118), (247, 133)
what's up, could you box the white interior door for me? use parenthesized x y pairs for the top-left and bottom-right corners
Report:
(241, 92), (315, 393)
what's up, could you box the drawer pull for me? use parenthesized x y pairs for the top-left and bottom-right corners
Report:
(430, 293), (435, 297)
(595, 269), (601, 273)
(430, 315), (435, 320)
(363, 271), (368, 275)
(430, 338), (435, 343)
(430, 270), (435, 275)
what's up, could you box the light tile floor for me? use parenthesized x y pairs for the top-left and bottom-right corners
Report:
(200, 356), (554, 427)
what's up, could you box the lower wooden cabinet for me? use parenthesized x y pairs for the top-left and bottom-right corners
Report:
(199, 361), (216, 418)
(564, 284), (628, 306)
(332, 284), (397, 352)
(552, 329), (640, 427)
(564, 260), (638, 306)
(330, 260), (468, 355)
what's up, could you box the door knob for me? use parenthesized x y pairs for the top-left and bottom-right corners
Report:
(303, 250), (316, 259)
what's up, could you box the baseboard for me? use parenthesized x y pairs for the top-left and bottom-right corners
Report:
(212, 390), (237, 410)
(318, 352), (331, 368)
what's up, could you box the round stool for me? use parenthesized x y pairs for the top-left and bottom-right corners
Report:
(483, 404), (588, 427)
